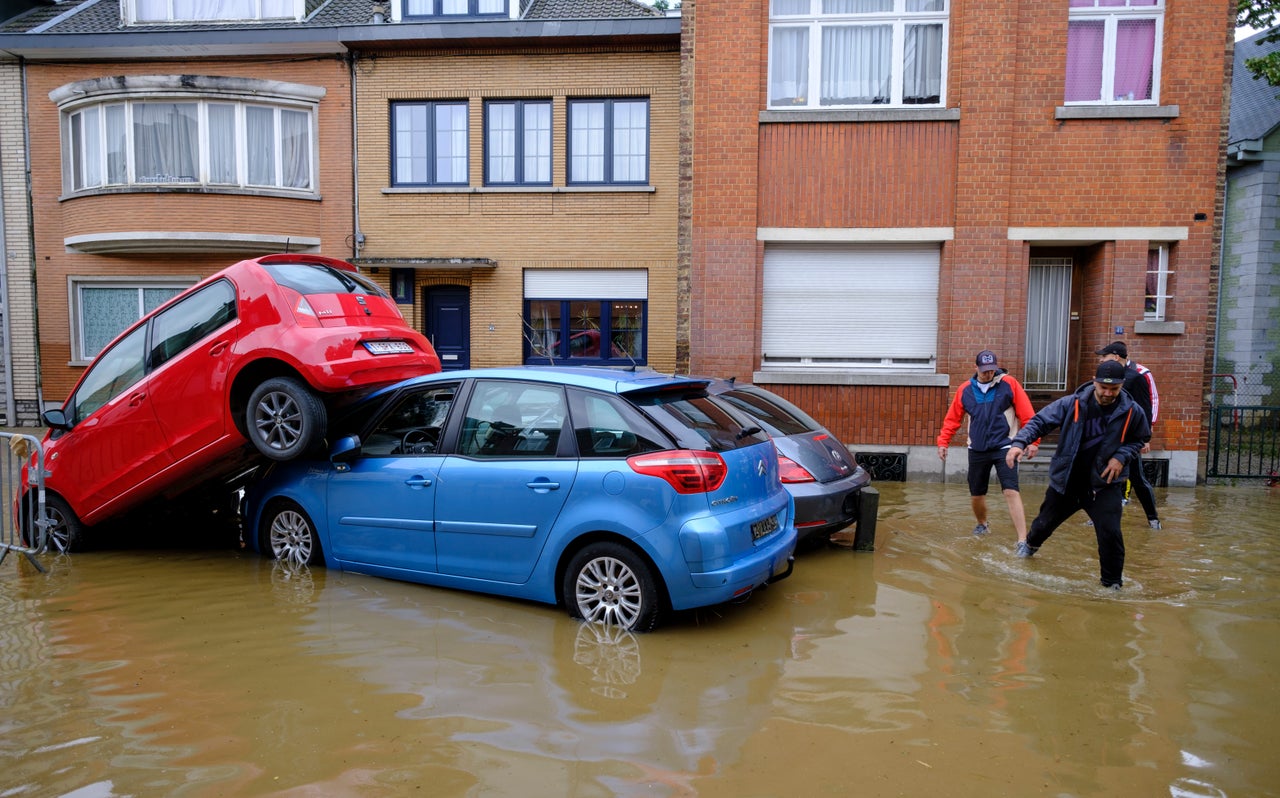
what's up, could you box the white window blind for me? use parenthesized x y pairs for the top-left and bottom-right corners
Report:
(762, 243), (938, 368)
(523, 269), (648, 300)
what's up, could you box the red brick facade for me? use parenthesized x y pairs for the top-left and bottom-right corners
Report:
(685, 0), (1234, 483)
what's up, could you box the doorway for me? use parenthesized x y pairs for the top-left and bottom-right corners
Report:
(424, 285), (470, 371)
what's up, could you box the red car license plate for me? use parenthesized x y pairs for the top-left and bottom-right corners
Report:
(751, 514), (779, 541)
(364, 340), (414, 355)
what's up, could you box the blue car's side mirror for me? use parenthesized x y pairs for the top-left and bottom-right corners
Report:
(330, 435), (362, 470)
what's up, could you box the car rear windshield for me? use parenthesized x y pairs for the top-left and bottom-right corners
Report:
(263, 262), (389, 298)
(717, 386), (819, 437)
(630, 389), (770, 452)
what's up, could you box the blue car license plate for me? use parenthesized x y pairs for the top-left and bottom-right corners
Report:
(751, 514), (779, 541)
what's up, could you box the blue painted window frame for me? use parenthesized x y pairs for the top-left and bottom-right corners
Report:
(390, 100), (470, 187)
(523, 299), (648, 366)
(565, 98), (650, 186)
(402, 0), (508, 18)
(484, 99), (553, 186)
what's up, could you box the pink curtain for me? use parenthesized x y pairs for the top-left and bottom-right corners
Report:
(1065, 21), (1104, 102)
(1114, 19), (1156, 100)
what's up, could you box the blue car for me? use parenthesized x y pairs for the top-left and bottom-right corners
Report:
(244, 367), (796, 631)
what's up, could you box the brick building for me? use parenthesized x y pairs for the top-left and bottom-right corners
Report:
(0, 0), (678, 422)
(683, 0), (1235, 486)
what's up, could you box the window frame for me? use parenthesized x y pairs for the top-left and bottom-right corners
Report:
(125, 0), (304, 24)
(401, 0), (508, 18)
(566, 98), (650, 186)
(1145, 244), (1172, 322)
(391, 100), (471, 188)
(484, 99), (553, 186)
(767, 0), (950, 110)
(1065, 0), (1164, 106)
(61, 96), (318, 195)
(522, 299), (649, 367)
(70, 277), (195, 364)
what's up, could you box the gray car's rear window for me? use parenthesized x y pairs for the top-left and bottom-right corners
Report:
(630, 390), (770, 452)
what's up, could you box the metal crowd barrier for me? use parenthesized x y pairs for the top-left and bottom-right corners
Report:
(1, 432), (46, 572)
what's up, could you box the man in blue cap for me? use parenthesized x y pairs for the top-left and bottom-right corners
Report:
(1005, 359), (1151, 590)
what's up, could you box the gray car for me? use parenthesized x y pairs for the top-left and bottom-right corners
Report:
(704, 379), (871, 546)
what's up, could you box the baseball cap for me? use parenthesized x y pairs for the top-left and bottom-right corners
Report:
(1095, 341), (1127, 358)
(1095, 360), (1126, 384)
(975, 350), (998, 369)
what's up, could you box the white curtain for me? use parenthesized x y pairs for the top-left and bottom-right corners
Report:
(523, 102), (551, 183)
(280, 109), (310, 189)
(246, 105), (275, 186)
(823, 0), (891, 12)
(105, 105), (127, 185)
(822, 25), (890, 105)
(207, 103), (237, 184)
(404, 0), (435, 14)
(72, 109), (101, 190)
(435, 104), (468, 183)
(261, 0), (295, 18)
(488, 103), (516, 183)
(770, 27), (809, 105)
(612, 101), (647, 182)
(133, 102), (198, 182)
(903, 23), (943, 103)
(571, 102), (605, 182)
(135, 0), (168, 20)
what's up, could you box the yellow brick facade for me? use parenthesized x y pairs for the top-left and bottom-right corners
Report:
(353, 45), (681, 371)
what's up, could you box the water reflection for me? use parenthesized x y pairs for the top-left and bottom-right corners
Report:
(0, 483), (1277, 797)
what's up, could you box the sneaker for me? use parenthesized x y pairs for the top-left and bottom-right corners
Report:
(1103, 582), (1122, 591)
(1148, 519), (1162, 530)
(1015, 541), (1034, 558)
(972, 522), (990, 537)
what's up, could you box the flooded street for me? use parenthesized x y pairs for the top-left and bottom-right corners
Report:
(3, 481), (1278, 798)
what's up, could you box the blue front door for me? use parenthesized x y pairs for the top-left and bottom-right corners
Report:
(425, 286), (470, 370)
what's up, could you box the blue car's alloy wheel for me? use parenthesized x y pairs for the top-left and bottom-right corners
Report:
(565, 542), (662, 632)
(262, 500), (322, 567)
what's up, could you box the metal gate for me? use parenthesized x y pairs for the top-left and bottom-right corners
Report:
(1207, 405), (1280, 482)
(1, 432), (46, 570)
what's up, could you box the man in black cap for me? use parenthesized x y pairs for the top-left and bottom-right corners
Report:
(1096, 340), (1162, 529)
(1005, 360), (1151, 590)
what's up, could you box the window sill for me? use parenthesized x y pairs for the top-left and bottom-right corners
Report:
(60, 185), (320, 202)
(1134, 320), (1185, 334)
(1055, 105), (1179, 120)
(760, 108), (960, 124)
(752, 369), (950, 387)
(383, 185), (655, 194)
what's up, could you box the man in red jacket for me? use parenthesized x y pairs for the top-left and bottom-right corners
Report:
(938, 350), (1039, 554)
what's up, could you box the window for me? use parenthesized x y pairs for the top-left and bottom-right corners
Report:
(361, 384), (459, 457)
(761, 244), (938, 370)
(392, 101), (469, 186)
(567, 99), (649, 185)
(148, 280), (237, 370)
(768, 0), (948, 109)
(70, 325), (150, 423)
(523, 269), (648, 366)
(402, 0), (506, 17)
(63, 99), (315, 193)
(458, 381), (567, 458)
(1065, 0), (1163, 104)
(1145, 244), (1172, 321)
(128, 0), (302, 23)
(1025, 257), (1073, 391)
(485, 100), (552, 185)
(73, 280), (190, 362)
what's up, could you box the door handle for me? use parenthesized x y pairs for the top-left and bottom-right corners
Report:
(128, 391), (147, 407)
(404, 476), (433, 488)
(208, 340), (230, 356)
(526, 481), (560, 491)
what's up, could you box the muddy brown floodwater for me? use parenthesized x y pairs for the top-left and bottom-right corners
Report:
(2, 481), (1278, 798)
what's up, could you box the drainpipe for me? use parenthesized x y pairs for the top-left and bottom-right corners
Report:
(349, 50), (363, 261)
(20, 57), (42, 420)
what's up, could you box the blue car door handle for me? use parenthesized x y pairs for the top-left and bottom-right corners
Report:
(404, 476), (433, 488)
(526, 480), (560, 492)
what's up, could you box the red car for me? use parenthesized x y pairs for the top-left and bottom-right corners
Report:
(19, 253), (440, 551)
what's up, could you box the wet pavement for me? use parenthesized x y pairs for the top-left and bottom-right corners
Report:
(2, 481), (1278, 797)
